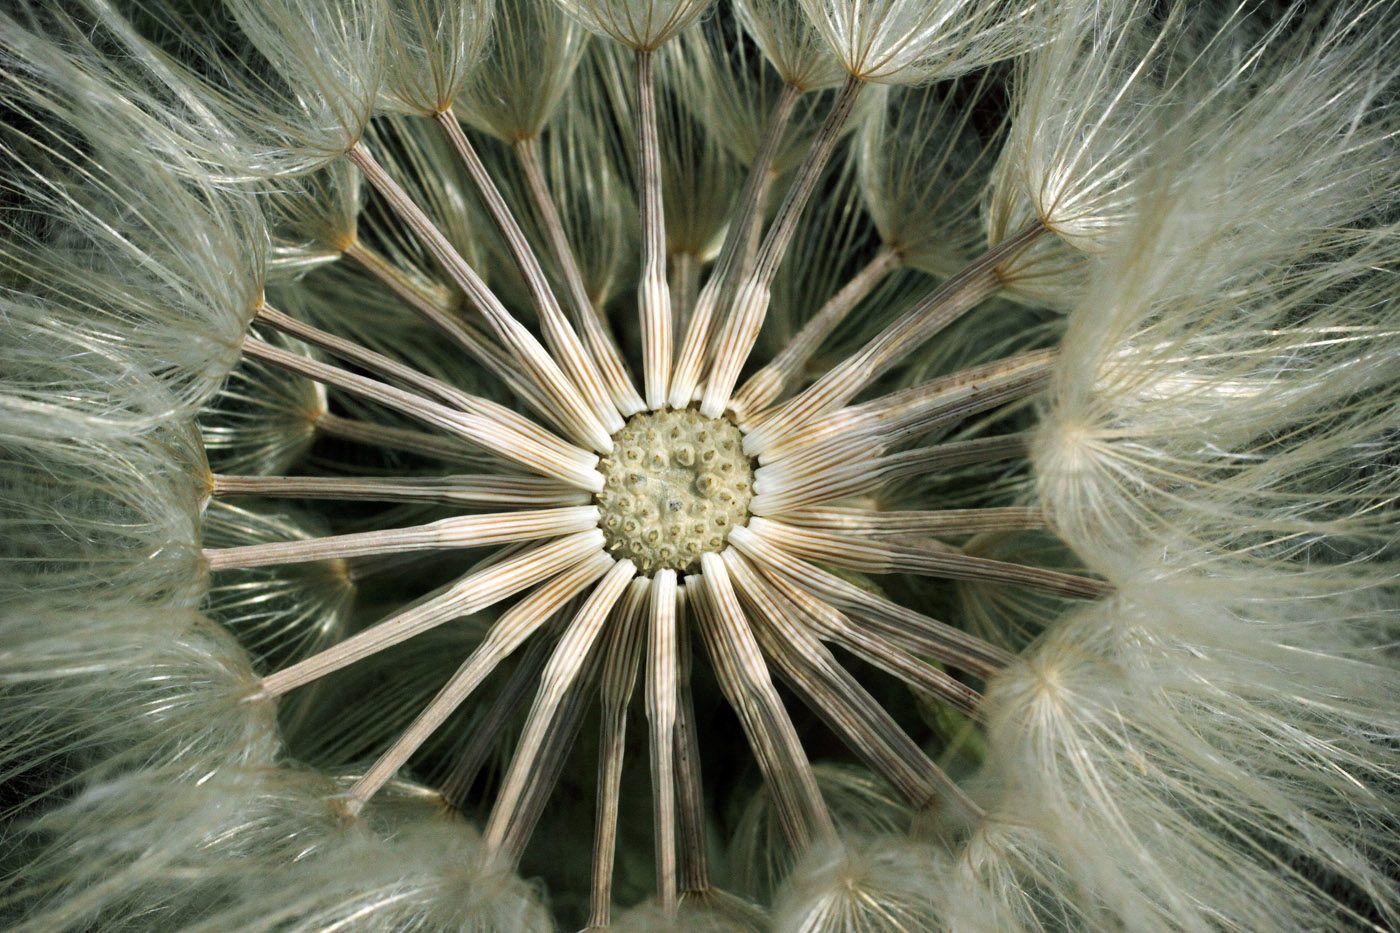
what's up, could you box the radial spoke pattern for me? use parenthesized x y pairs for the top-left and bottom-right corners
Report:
(196, 77), (1107, 925)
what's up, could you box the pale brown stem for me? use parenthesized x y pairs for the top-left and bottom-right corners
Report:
(670, 251), (700, 339)
(646, 569), (680, 915)
(349, 142), (611, 452)
(436, 109), (622, 434)
(750, 433), (1029, 515)
(725, 549), (982, 819)
(742, 220), (1046, 454)
(701, 75), (865, 418)
(750, 517), (1112, 600)
(694, 554), (836, 856)
(635, 49), (672, 408)
(483, 560), (637, 857)
(776, 505), (1047, 536)
(342, 240), (558, 426)
(344, 552), (612, 814)
(243, 337), (601, 491)
(315, 412), (496, 467)
(211, 473), (588, 508)
(671, 588), (711, 894)
(588, 579), (649, 928)
(669, 82), (801, 409)
(255, 303), (583, 470)
(438, 613), (566, 810)
(204, 507), (597, 572)
(259, 530), (604, 697)
(731, 244), (901, 417)
(515, 137), (644, 415)
(727, 525), (1014, 678)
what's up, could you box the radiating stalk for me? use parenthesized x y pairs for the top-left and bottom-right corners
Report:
(701, 75), (865, 419)
(695, 554), (836, 854)
(211, 473), (589, 508)
(259, 530), (604, 697)
(439, 613), (567, 810)
(345, 553), (612, 814)
(243, 337), (602, 491)
(515, 138), (645, 415)
(728, 525), (1014, 677)
(750, 434), (1028, 514)
(646, 569), (680, 914)
(255, 303), (585, 470)
(775, 505), (1047, 536)
(349, 142), (612, 452)
(204, 506), (597, 571)
(743, 220), (1045, 454)
(498, 636), (604, 866)
(670, 251), (700, 338)
(753, 350), (1055, 465)
(671, 587), (711, 894)
(483, 560), (637, 855)
(754, 427), (1029, 495)
(436, 109), (623, 434)
(724, 549), (982, 819)
(731, 244), (900, 417)
(756, 563), (986, 717)
(635, 50), (672, 408)
(315, 412), (498, 467)
(342, 240), (559, 426)
(668, 82), (800, 409)
(588, 579), (650, 929)
(748, 517), (1111, 600)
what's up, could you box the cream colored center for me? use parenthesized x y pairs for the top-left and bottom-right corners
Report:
(596, 409), (754, 574)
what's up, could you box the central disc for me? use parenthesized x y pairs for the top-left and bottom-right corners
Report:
(596, 409), (754, 574)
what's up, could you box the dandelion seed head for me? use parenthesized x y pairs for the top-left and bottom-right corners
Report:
(3, 0), (1400, 929)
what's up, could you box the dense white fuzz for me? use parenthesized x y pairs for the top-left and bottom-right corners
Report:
(379, 0), (495, 116)
(265, 160), (362, 273)
(0, 606), (277, 806)
(772, 837), (945, 933)
(735, 0), (845, 91)
(858, 76), (1001, 278)
(18, 0), (386, 174)
(729, 764), (912, 906)
(611, 896), (766, 932)
(975, 575), (1400, 931)
(1034, 5), (1400, 578)
(2, 766), (551, 932)
(456, 0), (588, 140)
(798, 0), (1040, 83)
(552, 0), (713, 51)
(222, 0), (386, 166)
(0, 105), (265, 428)
(990, 0), (1400, 305)
(0, 767), (340, 930)
(0, 420), (207, 611)
(986, 0), (1172, 258)
(202, 809), (556, 932)
(680, 13), (865, 176)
